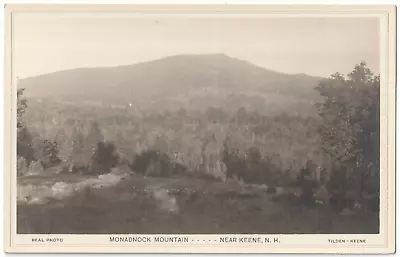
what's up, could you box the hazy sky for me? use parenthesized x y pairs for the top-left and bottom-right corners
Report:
(13, 13), (380, 78)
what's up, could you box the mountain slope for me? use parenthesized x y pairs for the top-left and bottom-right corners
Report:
(19, 54), (323, 115)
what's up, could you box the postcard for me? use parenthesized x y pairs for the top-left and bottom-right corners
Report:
(3, 4), (396, 254)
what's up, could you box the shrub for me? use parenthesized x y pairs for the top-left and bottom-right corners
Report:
(111, 164), (133, 175)
(131, 150), (161, 175)
(222, 146), (247, 181)
(70, 163), (89, 174)
(34, 139), (62, 169)
(28, 161), (44, 175)
(327, 166), (349, 195)
(59, 163), (70, 174)
(131, 150), (189, 178)
(223, 144), (278, 185)
(46, 162), (70, 174)
(246, 147), (261, 163)
(145, 158), (163, 177)
(91, 141), (119, 174)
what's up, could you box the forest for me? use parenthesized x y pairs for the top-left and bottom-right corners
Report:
(17, 62), (380, 213)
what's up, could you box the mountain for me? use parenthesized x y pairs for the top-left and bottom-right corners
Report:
(19, 54), (324, 115)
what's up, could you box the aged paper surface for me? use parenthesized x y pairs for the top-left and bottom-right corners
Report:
(3, 4), (396, 253)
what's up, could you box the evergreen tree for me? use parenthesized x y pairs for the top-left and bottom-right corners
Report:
(54, 127), (70, 162)
(91, 141), (119, 174)
(315, 62), (380, 198)
(16, 88), (35, 166)
(70, 126), (86, 168)
(17, 126), (35, 165)
(84, 120), (104, 160)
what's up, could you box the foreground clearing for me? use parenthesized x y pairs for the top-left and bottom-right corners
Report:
(17, 174), (379, 234)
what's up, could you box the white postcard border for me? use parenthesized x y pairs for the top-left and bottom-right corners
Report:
(3, 4), (396, 254)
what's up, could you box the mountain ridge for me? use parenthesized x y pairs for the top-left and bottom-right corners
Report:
(19, 53), (324, 115)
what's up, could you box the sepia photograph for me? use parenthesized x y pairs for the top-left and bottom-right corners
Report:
(4, 4), (396, 254)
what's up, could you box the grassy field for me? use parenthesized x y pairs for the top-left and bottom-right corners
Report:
(17, 175), (379, 234)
